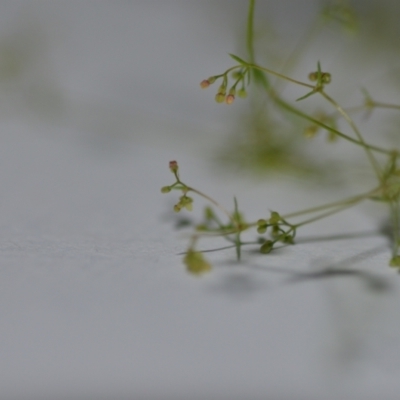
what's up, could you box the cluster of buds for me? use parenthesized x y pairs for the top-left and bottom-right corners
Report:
(200, 70), (248, 105)
(161, 160), (194, 212)
(308, 70), (331, 85)
(297, 63), (332, 101)
(256, 211), (296, 254)
(174, 194), (193, 212)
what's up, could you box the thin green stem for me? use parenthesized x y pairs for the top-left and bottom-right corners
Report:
(248, 63), (313, 89)
(373, 101), (400, 111)
(283, 186), (381, 220)
(187, 186), (235, 225)
(320, 91), (383, 181)
(244, 64), (391, 155)
(246, 0), (256, 64)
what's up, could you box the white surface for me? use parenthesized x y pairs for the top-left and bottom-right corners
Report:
(1, 2), (400, 400)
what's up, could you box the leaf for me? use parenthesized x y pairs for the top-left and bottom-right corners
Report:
(296, 89), (317, 102)
(229, 53), (248, 65)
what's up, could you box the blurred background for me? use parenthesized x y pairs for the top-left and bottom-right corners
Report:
(1, 1), (400, 177)
(1, 1), (400, 399)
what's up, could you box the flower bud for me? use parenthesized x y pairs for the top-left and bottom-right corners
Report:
(269, 211), (281, 224)
(257, 226), (266, 234)
(308, 72), (318, 82)
(260, 240), (274, 254)
(169, 160), (178, 173)
(215, 93), (225, 103)
(271, 225), (280, 237)
(183, 249), (212, 275)
(161, 186), (171, 193)
(282, 234), (294, 244)
(225, 94), (235, 104)
(322, 73), (331, 84)
(200, 79), (210, 89)
(183, 197), (193, 211)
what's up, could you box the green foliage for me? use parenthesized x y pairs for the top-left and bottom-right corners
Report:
(161, 0), (400, 274)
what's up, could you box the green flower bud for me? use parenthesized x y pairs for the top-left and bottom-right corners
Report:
(282, 234), (294, 244)
(269, 211), (281, 225)
(215, 93), (225, 103)
(161, 186), (171, 193)
(183, 249), (212, 275)
(257, 226), (266, 234)
(322, 73), (331, 84)
(308, 72), (318, 82)
(237, 88), (248, 98)
(260, 240), (274, 254)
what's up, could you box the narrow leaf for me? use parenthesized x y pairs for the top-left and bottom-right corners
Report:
(296, 89), (317, 101)
(229, 53), (248, 65)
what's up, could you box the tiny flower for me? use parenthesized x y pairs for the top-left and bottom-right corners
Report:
(161, 186), (171, 193)
(260, 240), (274, 254)
(215, 93), (225, 103)
(257, 225), (266, 234)
(308, 72), (318, 82)
(257, 218), (267, 234)
(225, 94), (235, 104)
(322, 73), (331, 84)
(169, 160), (178, 173)
(174, 203), (182, 212)
(268, 211), (281, 225)
(180, 195), (193, 211)
(200, 79), (210, 89)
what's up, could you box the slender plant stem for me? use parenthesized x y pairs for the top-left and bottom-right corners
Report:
(320, 91), (383, 181)
(283, 187), (381, 220)
(246, 0), (256, 64)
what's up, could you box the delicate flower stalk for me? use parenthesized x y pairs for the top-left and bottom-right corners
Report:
(162, 0), (400, 274)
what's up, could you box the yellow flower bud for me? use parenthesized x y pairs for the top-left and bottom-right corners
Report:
(215, 93), (225, 103)
(183, 249), (212, 275)
(161, 186), (171, 193)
